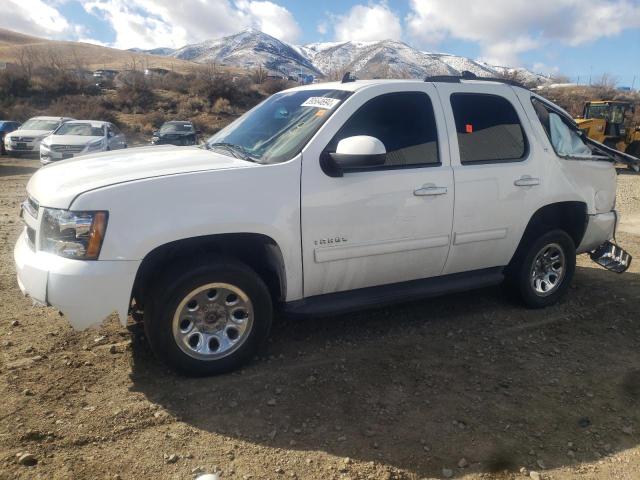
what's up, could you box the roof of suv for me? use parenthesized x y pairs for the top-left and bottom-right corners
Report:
(287, 77), (526, 94)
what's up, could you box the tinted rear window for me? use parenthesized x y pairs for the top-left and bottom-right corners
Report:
(451, 93), (526, 164)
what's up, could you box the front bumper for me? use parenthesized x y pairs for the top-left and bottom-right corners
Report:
(40, 147), (93, 164)
(577, 210), (618, 254)
(5, 139), (39, 153)
(14, 230), (140, 329)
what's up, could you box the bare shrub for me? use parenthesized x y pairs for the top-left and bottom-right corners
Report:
(48, 95), (118, 123)
(212, 97), (231, 114)
(262, 78), (291, 95)
(116, 82), (155, 113)
(0, 70), (31, 98)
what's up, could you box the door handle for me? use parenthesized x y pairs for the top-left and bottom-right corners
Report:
(414, 184), (448, 196)
(514, 175), (540, 187)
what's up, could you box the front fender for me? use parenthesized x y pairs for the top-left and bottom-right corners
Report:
(70, 158), (304, 300)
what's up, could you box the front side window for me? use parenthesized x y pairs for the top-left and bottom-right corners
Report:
(327, 91), (439, 167)
(206, 89), (351, 164)
(451, 93), (526, 164)
(532, 98), (592, 157)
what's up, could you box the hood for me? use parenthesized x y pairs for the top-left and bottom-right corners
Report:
(28, 145), (255, 209)
(6, 129), (52, 139)
(44, 135), (103, 146)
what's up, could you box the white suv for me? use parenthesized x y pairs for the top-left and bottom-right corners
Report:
(14, 76), (635, 375)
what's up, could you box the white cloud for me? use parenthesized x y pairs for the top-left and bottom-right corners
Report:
(332, 2), (402, 42)
(236, 1), (301, 43)
(406, 0), (640, 65)
(81, 0), (301, 49)
(1, 0), (70, 38)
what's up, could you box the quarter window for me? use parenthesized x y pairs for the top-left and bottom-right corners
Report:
(451, 93), (526, 164)
(328, 92), (439, 168)
(531, 98), (592, 157)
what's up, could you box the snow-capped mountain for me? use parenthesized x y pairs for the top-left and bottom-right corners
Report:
(128, 47), (176, 56)
(139, 28), (549, 84)
(170, 28), (320, 76)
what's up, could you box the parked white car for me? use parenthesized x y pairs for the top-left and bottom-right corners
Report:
(14, 75), (636, 375)
(4, 116), (74, 156)
(40, 120), (127, 164)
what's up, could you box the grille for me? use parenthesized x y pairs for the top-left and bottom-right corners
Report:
(18, 137), (35, 142)
(51, 144), (85, 153)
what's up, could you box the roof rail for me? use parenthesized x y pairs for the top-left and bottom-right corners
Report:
(341, 71), (356, 83)
(424, 70), (527, 89)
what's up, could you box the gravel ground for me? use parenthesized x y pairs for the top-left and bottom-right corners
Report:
(0, 156), (639, 480)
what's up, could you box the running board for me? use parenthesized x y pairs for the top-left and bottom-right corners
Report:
(284, 267), (504, 317)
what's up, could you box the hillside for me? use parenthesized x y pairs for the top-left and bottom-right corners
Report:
(170, 28), (321, 76)
(0, 28), (197, 73)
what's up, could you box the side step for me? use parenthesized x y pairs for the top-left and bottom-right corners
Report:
(283, 267), (504, 317)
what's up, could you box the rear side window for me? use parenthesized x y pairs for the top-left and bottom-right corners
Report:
(328, 91), (439, 168)
(451, 93), (526, 164)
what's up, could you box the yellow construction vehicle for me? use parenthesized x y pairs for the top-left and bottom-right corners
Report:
(575, 100), (640, 158)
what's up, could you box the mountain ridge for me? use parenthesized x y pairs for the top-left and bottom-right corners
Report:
(135, 28), (550, 84)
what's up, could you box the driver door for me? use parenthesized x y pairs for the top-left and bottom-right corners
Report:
(300, 84), (454, 297)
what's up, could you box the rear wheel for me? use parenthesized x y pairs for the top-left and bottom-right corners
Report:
(507, 229), (576, 308)
(144, 256), (272, 375)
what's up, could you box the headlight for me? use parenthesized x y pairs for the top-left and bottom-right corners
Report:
(40, 209), (108, 260)
(40, 142), (50, 151)
(151, 136), (160, 143)
(87, 139), (104, 151)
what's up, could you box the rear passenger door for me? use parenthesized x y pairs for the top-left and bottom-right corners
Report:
(301, 85), (454, 297)
(435, 83), (545, 274)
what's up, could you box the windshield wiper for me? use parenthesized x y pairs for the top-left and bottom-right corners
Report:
(206, 142), (257, 162)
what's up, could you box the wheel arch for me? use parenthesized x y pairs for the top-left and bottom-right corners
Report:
(508, 201), (588, 268)
(131, 233), (287, 311)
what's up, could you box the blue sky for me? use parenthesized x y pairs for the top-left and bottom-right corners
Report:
(3, 0), (640, 86)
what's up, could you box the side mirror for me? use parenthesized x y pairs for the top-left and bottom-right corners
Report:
(322, 136), (386, 177)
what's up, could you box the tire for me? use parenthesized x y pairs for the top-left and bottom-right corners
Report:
(144, 255), (272, 376)
(507, 229), (576, 309)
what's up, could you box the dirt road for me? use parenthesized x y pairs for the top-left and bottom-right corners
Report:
(1, 156), (639, 480)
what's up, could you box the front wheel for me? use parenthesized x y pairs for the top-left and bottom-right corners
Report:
(508, 229), (576, 308)
(144, 256), (272, 375)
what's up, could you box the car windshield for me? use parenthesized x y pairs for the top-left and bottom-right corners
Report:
(205, 89), (351, 164)
(55, 123), (104, 136)
(21, 119), (60, 131)
(160, 122), (194, 133)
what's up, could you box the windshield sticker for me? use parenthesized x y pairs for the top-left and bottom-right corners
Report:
(301, 97), (341, 109)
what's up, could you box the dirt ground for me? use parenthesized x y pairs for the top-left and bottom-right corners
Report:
(0, 156), (639, 480)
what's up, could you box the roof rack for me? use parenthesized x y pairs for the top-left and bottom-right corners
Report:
(341, 71), (356, 83)
(424, 70), (526, 89)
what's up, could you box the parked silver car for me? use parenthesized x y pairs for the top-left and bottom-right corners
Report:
(40, 120), (127, 164)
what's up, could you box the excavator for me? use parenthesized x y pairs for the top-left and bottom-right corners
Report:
(575, 100), (640, 160)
